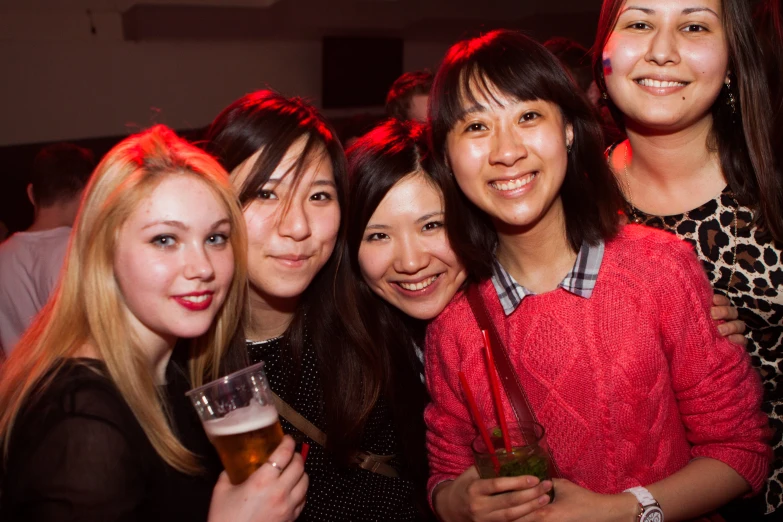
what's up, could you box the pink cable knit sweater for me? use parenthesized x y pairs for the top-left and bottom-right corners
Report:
(424, 225), (770, 497)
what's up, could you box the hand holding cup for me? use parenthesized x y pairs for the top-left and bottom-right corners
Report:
(208, 435), (308, 522)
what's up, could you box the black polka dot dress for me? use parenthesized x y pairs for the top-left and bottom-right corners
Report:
(248, 335), (421, 521)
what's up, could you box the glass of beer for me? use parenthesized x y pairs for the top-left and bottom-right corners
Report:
(186, 361), (284, 484)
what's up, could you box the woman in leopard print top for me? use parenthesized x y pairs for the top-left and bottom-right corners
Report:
(594, 0), (783, 517)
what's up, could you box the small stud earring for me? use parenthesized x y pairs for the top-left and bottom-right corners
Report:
(602, 92), (609, 100)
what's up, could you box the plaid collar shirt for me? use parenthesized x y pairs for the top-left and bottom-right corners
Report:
(490, 240), (605, 316)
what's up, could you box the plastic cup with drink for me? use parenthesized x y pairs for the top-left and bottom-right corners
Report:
(186, 361), (284, 484)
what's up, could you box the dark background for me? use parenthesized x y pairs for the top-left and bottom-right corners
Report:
(0, 0), (602, 234)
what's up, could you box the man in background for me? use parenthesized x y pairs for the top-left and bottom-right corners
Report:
(0, 143), (94, 356)
(385, 70), (433, 122)
(543, 37), (600, 105)
(544, 36), (624, 147)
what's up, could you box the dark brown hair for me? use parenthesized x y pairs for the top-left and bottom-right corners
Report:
(754, 0), (783, 168)
(592, 0), (783, 242)
(429, 29), (625, 281)
(385, 70), (433, 120)
(544, 37), (594, 94)
(30, 143), (95, 207)
(345, 118), (446, 515)
(205, 90), (383, 461)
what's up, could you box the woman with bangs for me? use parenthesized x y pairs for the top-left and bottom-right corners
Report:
(593, 0), (783, 516)
(343, 119), (469, 521)
(424, 30), (770, 522)
(205, 91), (428, 520)
(346, 119), (467, 346)
(0, 125), (306, 522)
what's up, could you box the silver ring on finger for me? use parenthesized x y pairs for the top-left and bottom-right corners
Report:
(269, 460), (283, 474)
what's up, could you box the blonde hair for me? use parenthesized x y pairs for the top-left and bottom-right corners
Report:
(0, 125), (248, 473)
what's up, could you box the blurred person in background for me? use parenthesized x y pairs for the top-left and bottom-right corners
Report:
(0, 143), (94, 355)
(544, 37), (600, 105)
(386, 70), (434, 123)
(545, 36), (625, 146)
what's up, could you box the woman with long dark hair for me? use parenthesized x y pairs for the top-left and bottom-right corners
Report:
(425, 29), (770, 522)
(205, 91), (428, 520)
(347, 119), (466, 334)
(593, 0), (783, 515)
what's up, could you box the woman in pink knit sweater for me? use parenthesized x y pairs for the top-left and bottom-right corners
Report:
(424, 30), (771, 522)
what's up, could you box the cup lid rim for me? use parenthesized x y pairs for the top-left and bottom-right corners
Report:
(185, 360), (266, 397)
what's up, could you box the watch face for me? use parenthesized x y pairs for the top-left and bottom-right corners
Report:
(641, 506), (663, 522)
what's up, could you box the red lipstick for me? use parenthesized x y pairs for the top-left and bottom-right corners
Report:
(173, 291), (214, 311)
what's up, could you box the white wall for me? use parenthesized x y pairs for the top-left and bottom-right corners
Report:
(0, 7), (451, 146)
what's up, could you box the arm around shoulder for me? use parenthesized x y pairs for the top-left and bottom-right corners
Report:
(656, 241), (771, 495)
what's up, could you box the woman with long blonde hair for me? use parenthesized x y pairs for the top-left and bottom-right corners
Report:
(0, 125), (308, 522)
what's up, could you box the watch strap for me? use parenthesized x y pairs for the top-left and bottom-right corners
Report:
(624, 486), (663, 522)
(624, 486), (657, 506)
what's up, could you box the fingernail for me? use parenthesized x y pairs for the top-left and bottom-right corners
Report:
(711, 309), (719, 319)
(718, 325), (727, 335)
(542, 480), (553, 491)
(526, 476), (540, 487)
(538, 494), (550, 505)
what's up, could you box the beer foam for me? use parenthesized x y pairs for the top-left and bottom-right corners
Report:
(203, 402), (279, 437)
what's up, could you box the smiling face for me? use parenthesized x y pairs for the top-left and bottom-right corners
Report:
(445, 83), (573, 233)
(357, 173), (466, 320)
(232, 138), (340, 304)
(602, 0), (729, 132)
(114, 174), (235, 348)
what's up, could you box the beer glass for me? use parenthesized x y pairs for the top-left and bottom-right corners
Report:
(186, 361), (284, 484)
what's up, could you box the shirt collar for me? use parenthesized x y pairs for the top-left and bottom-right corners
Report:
(490, 240), (605, 316)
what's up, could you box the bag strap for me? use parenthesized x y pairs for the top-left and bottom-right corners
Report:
(270, 391), (399, 478)
(351, 451), (399, 478)
(465, 284), (562, 478)
(271, 391), (327, 447)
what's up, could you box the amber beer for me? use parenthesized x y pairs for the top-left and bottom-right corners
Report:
(204, 401), (284, 484)
(186, 361), (282, 485)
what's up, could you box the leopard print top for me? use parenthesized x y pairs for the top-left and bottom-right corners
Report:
(627, 187), (782, 400)
(627, 186), (783, 515)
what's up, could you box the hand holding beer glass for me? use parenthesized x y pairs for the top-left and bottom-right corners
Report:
(187, 362), (284, 484)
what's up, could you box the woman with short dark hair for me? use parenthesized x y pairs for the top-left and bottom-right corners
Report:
(425, 29), (770, 522)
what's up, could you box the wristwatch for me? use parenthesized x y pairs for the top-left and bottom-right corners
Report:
(624, 486), (664, 522)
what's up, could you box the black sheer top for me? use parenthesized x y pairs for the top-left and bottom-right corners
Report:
(0, 357), (221, 522)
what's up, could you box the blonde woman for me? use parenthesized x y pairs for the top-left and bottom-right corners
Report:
(0, 125), (308, 522)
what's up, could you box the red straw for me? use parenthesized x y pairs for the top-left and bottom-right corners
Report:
(301, 442), (310, 463)
(482, 330), (513, 453)
(458, 371), (500, 472)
